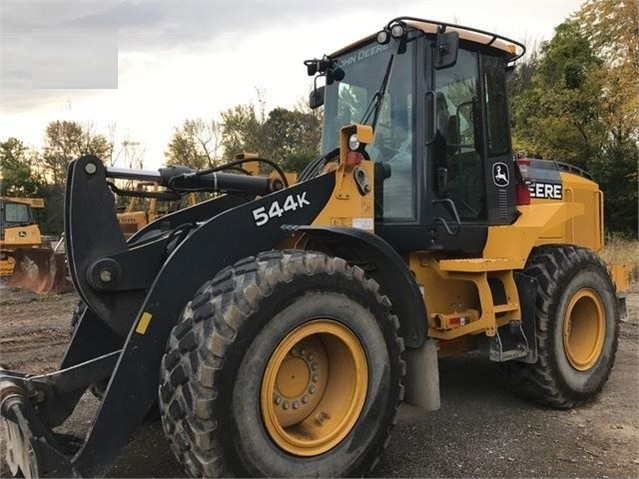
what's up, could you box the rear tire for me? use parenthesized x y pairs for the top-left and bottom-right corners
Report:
(159, 250), (405, 477)
(506, 245), (619, 408)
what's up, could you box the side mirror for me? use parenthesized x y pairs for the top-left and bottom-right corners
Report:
(309, 85), (325, 110)
(435, 31), (459, 70)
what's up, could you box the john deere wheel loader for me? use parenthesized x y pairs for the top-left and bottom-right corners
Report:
(0, 17), (630, 478)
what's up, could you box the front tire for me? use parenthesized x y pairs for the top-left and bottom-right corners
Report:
(507, 245), (619, 408)
(159, 251), (405, 477)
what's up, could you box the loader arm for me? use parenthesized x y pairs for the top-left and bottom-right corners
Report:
(0, 155), (335, 478)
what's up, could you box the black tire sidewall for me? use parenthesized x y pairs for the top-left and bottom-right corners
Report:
(549, 265), (618, 399)
(226, 288), (400, 477)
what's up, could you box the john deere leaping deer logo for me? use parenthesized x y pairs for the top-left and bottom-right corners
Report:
(492, 162), (509, 187)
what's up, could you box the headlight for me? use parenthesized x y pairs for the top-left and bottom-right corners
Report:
(348, 134), (360, 151)
(390, 23), (405, 39)
(376, 29), (390, 45)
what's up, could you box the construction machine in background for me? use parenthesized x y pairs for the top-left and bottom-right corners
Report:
(0, 197), (71, 294)
(5, 186), (196, 294)
(0, 17), (631, 479)
(116, 184), (198, 238)
(0, 197), (45, 276)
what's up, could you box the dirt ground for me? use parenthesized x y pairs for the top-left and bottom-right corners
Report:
(0, 283), (637, 478)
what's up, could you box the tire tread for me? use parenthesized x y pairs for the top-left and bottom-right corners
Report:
(506, 245), (619, 408)
(159, 250), (405, 477)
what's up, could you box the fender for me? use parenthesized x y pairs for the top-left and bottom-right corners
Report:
(294, 225), (427, 349)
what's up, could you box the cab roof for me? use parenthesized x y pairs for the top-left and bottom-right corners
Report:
(330, 17), (525, 63)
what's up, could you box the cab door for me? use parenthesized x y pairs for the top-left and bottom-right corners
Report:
(426, 42), (518, 252)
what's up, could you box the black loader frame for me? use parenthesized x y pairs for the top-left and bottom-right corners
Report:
(0, 155), (337, 477)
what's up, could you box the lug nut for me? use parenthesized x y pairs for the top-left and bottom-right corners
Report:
(312, 374), (319, 382)
(309, 385), (316, 394)
(292, 402), (299, 410)
(307, 353), (315, 361)
(311, 363), (319, 371)
(282, 401), (289, 410)
(274, 396), (282, 405)
(302, 395), (309, 404)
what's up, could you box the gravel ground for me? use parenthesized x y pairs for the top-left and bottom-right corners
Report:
(1, 282), (637, 478)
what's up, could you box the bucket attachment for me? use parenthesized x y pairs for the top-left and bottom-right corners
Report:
(8, 248), (73, 295)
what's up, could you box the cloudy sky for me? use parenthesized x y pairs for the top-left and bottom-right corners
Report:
(1, 0), (585, 168)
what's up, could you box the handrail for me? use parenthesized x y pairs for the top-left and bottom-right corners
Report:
(386, 16), (527, 63)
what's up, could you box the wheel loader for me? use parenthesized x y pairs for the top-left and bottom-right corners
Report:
(0, 17), (630, 478)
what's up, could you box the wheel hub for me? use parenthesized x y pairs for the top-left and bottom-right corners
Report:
(261, 320), (368, 457)
(563, 288), (605, 371)
(273, 337), (328, 427)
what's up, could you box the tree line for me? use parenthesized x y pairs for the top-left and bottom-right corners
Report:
(1, 0), (636, 235)
(0, 99), (321, 234)
(508, 0), (638, 234)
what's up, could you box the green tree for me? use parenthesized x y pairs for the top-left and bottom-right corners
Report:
(0, 138), (42, 196)
(576, 0), (639, 143)
(280, 149), (318, 173)
(261, 108), (321, 160)
(219, 104), (263, 159)
(510, 5), (639, 234)
(510, 21), (604, 168)
(507, 38), (540, 101)
(41, 121), (111, 185)
(575, 0), (639, 233)
(589, 141), (638, 234)
(165, 119), (222, 169)
(38, 121), (111, 233)
(219, 103), (321, 172)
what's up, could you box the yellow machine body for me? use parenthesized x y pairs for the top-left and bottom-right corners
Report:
(0, 197), (45, 277)
(283, 126), (625, 360)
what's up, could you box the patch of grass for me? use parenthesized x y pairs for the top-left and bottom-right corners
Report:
(600, 232), (638, 279)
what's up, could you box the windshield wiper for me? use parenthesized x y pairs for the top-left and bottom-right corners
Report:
(359, 51), (397, 128)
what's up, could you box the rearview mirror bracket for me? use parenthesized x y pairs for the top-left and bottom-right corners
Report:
(435, 31), (459, 69)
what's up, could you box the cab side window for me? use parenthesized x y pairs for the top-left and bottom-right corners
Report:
(434, 48), (486, 220)
(482, 55), (510, 158)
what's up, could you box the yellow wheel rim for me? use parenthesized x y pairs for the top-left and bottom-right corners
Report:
(563, 288), (606, 371)
(260, 320), (368, 457)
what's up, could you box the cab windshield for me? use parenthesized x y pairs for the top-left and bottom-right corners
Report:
(1, 202), (33, 226)
(322, 39), (416, 221)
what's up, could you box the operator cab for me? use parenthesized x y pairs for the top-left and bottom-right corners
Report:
(0, 199), (37, 229)
(312, 18), (525, 254)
